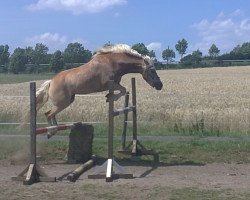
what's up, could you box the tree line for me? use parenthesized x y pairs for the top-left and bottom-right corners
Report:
(1, 40), (250, 74)
(0, 42), (92, 73)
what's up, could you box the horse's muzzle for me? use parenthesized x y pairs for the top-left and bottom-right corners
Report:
(154, 81), (163, 90)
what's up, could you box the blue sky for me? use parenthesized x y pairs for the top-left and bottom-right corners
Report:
(0, 0), (250, 60)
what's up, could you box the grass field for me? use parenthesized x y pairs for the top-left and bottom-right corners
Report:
(0, 73), (54, 84)
(1, 66), (250, 136)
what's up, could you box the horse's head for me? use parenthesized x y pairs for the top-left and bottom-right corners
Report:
(142, 58), (163, 90)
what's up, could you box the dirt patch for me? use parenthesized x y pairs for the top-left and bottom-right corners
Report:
(1, 159), (250, 200)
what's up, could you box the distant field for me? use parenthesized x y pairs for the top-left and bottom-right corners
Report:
(1, 66), (250, 136)
(0, 73), (54, 84)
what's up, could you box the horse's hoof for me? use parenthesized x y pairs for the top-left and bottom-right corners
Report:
(105, 93), (111, 102)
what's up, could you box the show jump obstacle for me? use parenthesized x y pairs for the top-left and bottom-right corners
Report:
(12, 78), (158, 184)
(88, 78), (158, 182)
(12, 82), (95, 185)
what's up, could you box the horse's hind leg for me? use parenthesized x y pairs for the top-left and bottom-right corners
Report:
(45, 110), (53, 126)
(45, 106), (64, 138)
(44, 94), (74, 138)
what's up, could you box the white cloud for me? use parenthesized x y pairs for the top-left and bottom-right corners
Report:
(71, 37), (88, 45)
(147, 42), (162, 51)
(27, 0), (127, 15)
(192, 9), (250, 54)
(25, 32), (67, 45)
(25, 32), (68, 51)
(147, 42), (162, 60)
(24, 32), (90, 52)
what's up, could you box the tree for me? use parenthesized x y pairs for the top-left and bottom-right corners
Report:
(208, 44), (220, 58)
(25, 46), (35, 64)
(9, 47), (28, 73)
(131, 43), (150, 56)
(103, 41), (114, 47)
(50, 50), (65, 73)
(0, 45), (10, 65)
(181, 49), (203, 67)
(64, 42), (92, 66)
(148, 50), (156, 59)
(162, 46), (175, 64)
(192, 49), (202, 65)
(175, 38), (188, 59)
(33, 43), (49, 65)
(82, 49), (92, 63)
(229, 42), (250, 59)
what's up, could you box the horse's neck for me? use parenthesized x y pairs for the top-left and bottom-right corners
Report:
(117, 62), (143, 76)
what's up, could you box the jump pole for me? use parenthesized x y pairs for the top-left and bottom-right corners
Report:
(67, 156), (96, 182)
(36, 123), (76, 135)
(12, 82), (56, 185)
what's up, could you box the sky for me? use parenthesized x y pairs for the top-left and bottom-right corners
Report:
(0, 0), (250, 60)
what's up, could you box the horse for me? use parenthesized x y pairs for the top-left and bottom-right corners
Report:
(36, 44), (163, 137)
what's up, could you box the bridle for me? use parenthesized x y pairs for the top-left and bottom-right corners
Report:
(144, 66), (160, 82)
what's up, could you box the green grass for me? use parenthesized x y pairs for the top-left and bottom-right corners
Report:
(1, 120), (250, 138)
(2, 138), (250, 164)
(35, 140), (250, 164)
(0, 73), (54, 84)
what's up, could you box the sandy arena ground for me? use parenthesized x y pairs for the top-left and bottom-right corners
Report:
(1, 159), (250, 200)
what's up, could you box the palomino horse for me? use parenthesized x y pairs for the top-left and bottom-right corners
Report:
(36, 44), (163, 137)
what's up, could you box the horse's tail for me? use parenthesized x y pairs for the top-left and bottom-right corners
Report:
(36, 80), (51, 111)
(20, 80), (51, 129)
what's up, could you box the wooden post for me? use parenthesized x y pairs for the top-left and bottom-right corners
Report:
(88, 80), (133, 182)
(106, 80), (115, 182)
(121, 92), (129, 150)
(117, 78), (159, 162)
(12, 82), (56, 185)
(22, 82), (38, 185)
(30, 82), (37, 165)
(131, 78), (138, 154)
(108, 80), (114, 160)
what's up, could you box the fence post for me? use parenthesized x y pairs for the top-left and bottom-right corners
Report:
(12, 82), (56, 185)
(30, 82), (37, 165)
(131, 78), (138, 154)
(108, 80), (114, 160)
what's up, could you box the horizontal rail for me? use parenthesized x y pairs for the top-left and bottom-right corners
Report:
(0, 121), (106, 125)
(113, 106), (135, 117)
(36, 123), (76, 135)
(0, 94), (104, 98)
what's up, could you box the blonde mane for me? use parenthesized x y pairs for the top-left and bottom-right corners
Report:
(95, 44), (152, 63)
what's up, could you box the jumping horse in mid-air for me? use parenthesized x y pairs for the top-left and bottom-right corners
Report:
(36, 44), (163, 137)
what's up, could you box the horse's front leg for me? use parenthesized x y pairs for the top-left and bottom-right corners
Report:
(106, 83), (126, 102)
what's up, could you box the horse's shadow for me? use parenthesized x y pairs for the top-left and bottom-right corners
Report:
(94, 156), (205, 179)
(51, 156), (206, 180)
